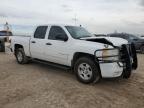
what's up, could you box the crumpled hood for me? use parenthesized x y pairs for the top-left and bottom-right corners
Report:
(81, 36), (128, 46)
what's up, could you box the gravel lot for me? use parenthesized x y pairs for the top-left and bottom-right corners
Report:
(0, 52), (144, 108)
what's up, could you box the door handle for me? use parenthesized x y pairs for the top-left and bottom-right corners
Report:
(46, 43), (52, 45)
(31, 41), (36, 43)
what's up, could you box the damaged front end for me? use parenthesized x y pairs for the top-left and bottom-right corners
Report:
(94, 43), (138, 78)
(82, 37), (138, 78)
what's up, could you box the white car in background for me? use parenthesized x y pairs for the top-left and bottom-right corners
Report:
(0, 30), (12, 52)
(141, 35), (144, 39)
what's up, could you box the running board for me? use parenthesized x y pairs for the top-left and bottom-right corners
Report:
(33, 59), (71, 70)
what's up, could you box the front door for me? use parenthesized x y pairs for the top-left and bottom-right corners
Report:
(44, 26), (69, 65)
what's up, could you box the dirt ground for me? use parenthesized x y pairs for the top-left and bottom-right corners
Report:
(0, 52), (144, 108)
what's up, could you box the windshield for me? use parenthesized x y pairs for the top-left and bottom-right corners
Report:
(65, 26), (92, 39)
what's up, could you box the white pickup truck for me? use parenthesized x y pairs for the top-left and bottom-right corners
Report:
(10, 25), (138, 84)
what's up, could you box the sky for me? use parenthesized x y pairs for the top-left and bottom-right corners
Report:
(0, 0), (144, 35)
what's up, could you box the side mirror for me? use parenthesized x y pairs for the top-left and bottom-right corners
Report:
(55, 34), (68, 41)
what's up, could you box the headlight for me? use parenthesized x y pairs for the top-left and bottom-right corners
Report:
(95, 48), (120, 61)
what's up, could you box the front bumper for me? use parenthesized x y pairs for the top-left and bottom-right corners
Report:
(99, 62), (123, 77)
(95, 44), (138, 78)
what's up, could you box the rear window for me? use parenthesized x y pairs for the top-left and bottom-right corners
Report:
(34, 26), (48, 39)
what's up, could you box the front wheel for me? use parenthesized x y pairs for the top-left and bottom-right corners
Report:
(74, 57), (101, 84)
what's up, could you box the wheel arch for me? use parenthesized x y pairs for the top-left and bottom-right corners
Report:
(14, 44), (24, 54)
(72, 52), (101, 76)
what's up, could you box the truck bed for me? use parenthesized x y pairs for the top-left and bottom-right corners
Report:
(11, 35), (31, 56)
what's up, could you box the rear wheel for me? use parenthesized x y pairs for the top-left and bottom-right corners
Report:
(140, 46), (144, 54)
(74, 57), (101, 84)
(15, 48), (29, 64)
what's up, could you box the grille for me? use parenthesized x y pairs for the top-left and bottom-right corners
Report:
(120, 44), (131, 61)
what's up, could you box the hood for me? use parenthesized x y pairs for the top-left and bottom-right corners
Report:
(81, 36), (128, 47)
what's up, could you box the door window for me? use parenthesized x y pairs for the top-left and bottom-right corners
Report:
(34, 26), (48, 39)
(48, 26), (67, 40)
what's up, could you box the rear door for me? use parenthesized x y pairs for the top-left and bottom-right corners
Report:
(44, 26), (69, 65)
(30, 26), (48, 59)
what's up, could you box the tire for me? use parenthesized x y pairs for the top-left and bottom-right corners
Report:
(0, 40), (5, 52)
(74, 57), (101, 84)
(140, 46), (144, 54)
(15, 48), (29, 64)
(122, 70), (131, 79)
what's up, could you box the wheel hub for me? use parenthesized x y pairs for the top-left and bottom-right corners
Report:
(17, 52), (23, 62)
(78, 63), (92, 80)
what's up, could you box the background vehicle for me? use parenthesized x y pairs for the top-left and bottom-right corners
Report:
(141, 35), (144, 39)
(10, 25), (137, 84)
(0, 30), (13, 52)
(108, 33), (144, 53)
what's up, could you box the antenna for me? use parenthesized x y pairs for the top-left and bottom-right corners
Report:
(72, 13), (78, 25)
